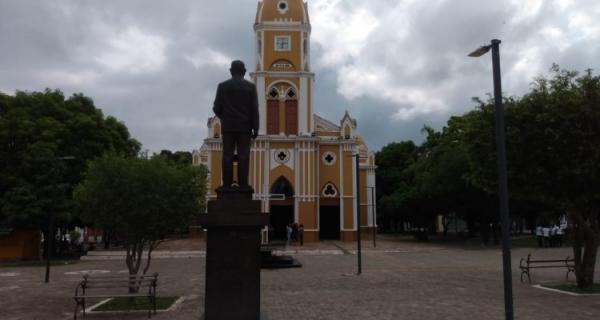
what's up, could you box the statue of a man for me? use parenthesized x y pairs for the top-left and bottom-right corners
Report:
(213, 60), (259, 188)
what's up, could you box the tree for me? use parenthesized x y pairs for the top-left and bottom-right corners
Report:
(74, 155), (207, 291)
(463, 66), (600, 289)
(0, 89), (140, 257)
(375, 141), (419, 232)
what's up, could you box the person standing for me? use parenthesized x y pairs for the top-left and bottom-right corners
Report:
(292, 223), (299, 243)
(286, 224), (292, 246)
(536, 225), (543, 247)
(298, 224), (305, 246)
(542, 225), (551, 248)
(212, 60), (259, 188)
(552, 224), (560, 247)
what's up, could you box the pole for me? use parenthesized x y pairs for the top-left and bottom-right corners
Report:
(45, 210), (53, 283)
(491, 39), (514, 320)
(371, 187), (376, 248)
(355, 154), (362, 275)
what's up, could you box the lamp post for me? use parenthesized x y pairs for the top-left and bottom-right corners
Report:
(354, 153), (362, 275)
(468, 39), (514, 320)
(41, 156), (75, 283)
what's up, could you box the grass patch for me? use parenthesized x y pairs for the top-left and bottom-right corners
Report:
(94, 296), (178, 312)
(544, 284), (600, 294)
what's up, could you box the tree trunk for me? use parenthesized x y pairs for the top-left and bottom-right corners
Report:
(570, 210), (600, 290)
(126, 240), (145, 293)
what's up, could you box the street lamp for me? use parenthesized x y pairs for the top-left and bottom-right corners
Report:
(468, 39), (514, 320)
(40, 156), (75, 283)
(354, 153), (362, 275)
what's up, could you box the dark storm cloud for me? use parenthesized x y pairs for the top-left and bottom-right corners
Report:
(1, 0), (599, 152)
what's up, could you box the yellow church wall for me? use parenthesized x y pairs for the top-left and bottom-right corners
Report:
(318, 146), (340, 191)
(298, 201), (317, 229)
(210, 151), (222, 194)
(264, 31), (301, 69)
(342, 151), (354, 197)
(360, 169), (368, 226)
(343, 198), (354, 230)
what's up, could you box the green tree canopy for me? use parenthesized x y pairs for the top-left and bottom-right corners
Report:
(0, 89), (141, 231)
(74, 155), (207, 283)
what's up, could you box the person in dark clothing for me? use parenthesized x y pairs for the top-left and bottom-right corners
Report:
(298, 224), (304, 246)
(213, 60), (259, 187)
(292, 223), (299, 243)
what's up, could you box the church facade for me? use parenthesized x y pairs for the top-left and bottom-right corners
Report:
(193, 0), (376, 242)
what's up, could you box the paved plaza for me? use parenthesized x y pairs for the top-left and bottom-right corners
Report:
(1, 238), (598, 320)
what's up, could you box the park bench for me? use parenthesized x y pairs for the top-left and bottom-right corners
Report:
(73, 273), (159, 319)
(519, 253), (575, 283)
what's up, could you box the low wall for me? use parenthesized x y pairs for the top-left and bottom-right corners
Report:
(0, 229), (41, 260)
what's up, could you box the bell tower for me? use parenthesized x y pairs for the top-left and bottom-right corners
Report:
(251, 0), (314, 136)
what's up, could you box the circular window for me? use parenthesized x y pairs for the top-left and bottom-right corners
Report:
(274, 149), (291, 165)
(322, 152), (337, 166)
(277, 1), (289, 13)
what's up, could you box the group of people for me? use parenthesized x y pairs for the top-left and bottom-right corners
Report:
(535, 224), (564, 248)
(286, 223), (304, 246)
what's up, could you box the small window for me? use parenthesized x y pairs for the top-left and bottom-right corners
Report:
(287, 89), (296, 99)
(269, 87), (279, 98)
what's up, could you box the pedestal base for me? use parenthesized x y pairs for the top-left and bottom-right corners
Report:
(201, 312), (268, 320)
(199, 187), (268, 320)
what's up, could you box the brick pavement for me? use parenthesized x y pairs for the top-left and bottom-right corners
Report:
(0, 240), (598, 320)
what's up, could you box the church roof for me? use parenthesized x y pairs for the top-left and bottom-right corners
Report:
(256, 0), (309, 24)
(314, 114), (339, 132)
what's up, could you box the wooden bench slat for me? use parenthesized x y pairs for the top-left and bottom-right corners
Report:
(74, 294), (151, 299)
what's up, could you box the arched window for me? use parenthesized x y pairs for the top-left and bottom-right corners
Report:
(271, 176), (294, 197)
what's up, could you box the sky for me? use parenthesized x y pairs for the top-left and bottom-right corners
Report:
(1, 0), (599, 153)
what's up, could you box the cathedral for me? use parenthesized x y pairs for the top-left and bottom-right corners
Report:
(193, 0), (376, 242)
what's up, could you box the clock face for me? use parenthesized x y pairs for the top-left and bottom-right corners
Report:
(275, 36), (290, 51)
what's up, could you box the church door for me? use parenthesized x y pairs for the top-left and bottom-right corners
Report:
(267, 100), (279, 134)
(285, 100), (298, 135)
(319, 206), (340, 240)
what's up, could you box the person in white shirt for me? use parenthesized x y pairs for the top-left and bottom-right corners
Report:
(536, 226), (543, 247)
(542, 226), (551, 248)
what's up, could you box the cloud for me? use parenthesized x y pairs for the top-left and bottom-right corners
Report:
(185, 48), (232, 70)
(94, 26), (167, 73)
(0, 0), (599, 153)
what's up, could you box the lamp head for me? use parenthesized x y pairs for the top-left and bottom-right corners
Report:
(468, 45), (492, 57)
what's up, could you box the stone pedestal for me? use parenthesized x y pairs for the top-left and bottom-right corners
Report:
(199, 187), (269, 320)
